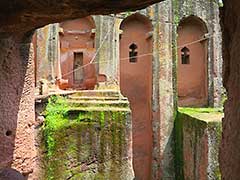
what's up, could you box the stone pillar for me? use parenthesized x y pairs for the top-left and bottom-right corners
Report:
(36, 24), (59, 83)
(157, 1), (176, 178)
(0, 35), (35, 178)
(48, 24), (59, 82)
(56, 24), (62, 81)
(94, 15), (120, 90)
(211, 3), (223, 108)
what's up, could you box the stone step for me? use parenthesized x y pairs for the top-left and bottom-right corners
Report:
(66, 106), (131, 113)
(66, 99), (129, 108)
(69, 90), (123, 98)
(68, 96), (128, 101)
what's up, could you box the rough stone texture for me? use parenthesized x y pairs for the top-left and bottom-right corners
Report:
(173, 0), (223, 107)
(94, 16), (120, 85)
(35, 24), (59, 83)
(155, 1), (176, 178)
(220, 0), (240, 179)
(207, 122), (222, 179)
(0, 0), (164, 36)
(41, 92), (134, 180)
(0, 36), (36, 179)
(175, 112), (222, 180)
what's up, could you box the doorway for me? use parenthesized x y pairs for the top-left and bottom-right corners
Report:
(60, 16), (96, 89)
(73, 52), (84, 83)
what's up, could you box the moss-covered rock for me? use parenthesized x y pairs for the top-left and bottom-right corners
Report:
(43, 95), (134, 180)
(175, 108), (222, 180)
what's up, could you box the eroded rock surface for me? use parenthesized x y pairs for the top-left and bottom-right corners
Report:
(220, 0), (240, 179)
(0, 0), (163, 36)
(41, 92), (134, 180)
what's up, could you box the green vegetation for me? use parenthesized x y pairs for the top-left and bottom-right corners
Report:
(43, 95), (130, 180)
(218, 0), (224, 7)
(173, 0), (180, 25)
(178, 107), (223, 122)
(44, 96), (69, 157)
(174, 112), (185, 180)
(178, 107), (223, 114)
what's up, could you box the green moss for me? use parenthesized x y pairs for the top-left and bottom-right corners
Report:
(172, 0), (180, 25)
(43, 95), (130, 180)
(178, 107), (223, 114)
(208, 121), (222, 179)
(178, 107), (223, 122)
(174, 112), (184, 180)
(175, 109), (222, 179)
(99, 111), (105, 127)
(174, 111), (208, 179)
(221, 88), (227, 106)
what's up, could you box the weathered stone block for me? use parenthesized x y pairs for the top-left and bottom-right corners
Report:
(43, 95), (134, 180)
(175, 109), (222, 180)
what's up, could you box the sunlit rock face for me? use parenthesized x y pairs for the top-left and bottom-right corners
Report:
(175, 110), (222, 180)
(41, 93), (134, 180)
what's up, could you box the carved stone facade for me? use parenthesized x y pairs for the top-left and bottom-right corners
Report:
(33, 0), (222, 179)
(0, 0), (224, 179)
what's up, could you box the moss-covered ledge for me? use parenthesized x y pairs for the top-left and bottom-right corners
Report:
(175, 108), (222, 180)
(42, 95), (134, 180)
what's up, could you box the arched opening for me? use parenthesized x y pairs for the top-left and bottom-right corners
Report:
(120, 13), (153, 179)
(177, 16), (208, 107)
(59, 16), (97, 90)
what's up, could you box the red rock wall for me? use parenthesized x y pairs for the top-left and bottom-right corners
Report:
(176, 113), (208, 180)
(0, 36), (35, 178)
(32, 33), (37, 86)
(120, 14), (153, 180)
(0, 0), (163, 36)
(220, 0), (240, 178)
(177, 17), (208, 107)
(60, 17), (97, 89)
(175, 112), (222, 179)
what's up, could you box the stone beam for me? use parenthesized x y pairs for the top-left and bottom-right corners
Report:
(0, 0), (164, 36)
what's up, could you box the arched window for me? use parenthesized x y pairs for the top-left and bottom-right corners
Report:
(129, 43), (138, 63)
(181, 47), (190, 64)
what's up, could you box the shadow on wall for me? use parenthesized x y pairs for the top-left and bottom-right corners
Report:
(162, 129), (176, 179)
(0, 168), (25, 180)
(0, 35), (31, 178)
